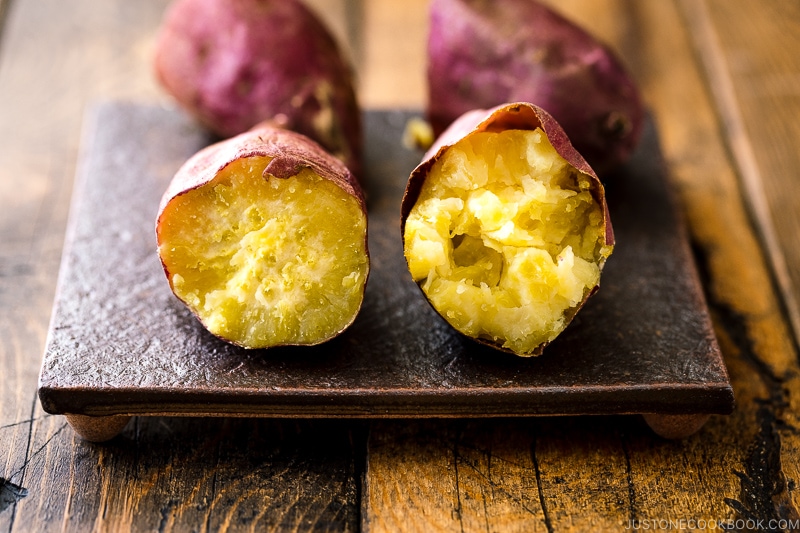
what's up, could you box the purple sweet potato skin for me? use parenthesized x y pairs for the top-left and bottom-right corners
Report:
(154, 0), (362, 177)
(427, 0), (644, 176)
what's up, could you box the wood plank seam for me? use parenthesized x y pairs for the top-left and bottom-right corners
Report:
(452, 431), (465, 533)
(620, 431), (637, 524)
(530, 436), (555, 533)
(5, 394), (38, 530)
(353, 424), (368, 533)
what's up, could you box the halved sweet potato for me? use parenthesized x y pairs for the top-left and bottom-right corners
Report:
(427, 0), (644, 175)
(402, 102), (613, 356)
(156, 123), (369, 349)
(154, 0), (362, 176)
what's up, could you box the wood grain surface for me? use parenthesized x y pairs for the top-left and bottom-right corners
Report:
(1, 0), (799, 531)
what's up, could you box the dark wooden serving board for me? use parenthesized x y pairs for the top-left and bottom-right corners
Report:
(38, 103), (733, 440)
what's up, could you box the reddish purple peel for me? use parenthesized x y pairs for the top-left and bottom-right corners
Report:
(154, 0), (362, 177)
(427, 0), (644, 175)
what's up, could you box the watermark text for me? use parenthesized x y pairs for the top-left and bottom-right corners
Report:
(625, 517), (800, 530)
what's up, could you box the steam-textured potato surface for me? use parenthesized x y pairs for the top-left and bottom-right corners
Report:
(404, 128), (611, 355)
(158, 156), (368, 348)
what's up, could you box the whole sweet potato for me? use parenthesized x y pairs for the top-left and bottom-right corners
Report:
(156, 123), (369, 349)
(402, 102), (613, 356)
(154, 0), (362, 177)
(427, 0), (644, 175)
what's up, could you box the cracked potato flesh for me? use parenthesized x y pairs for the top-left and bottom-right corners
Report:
(403, 128), (611, 355)
(158, 156), (368, 348)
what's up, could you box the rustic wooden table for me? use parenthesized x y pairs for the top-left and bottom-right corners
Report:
(2, 0), (800, 531)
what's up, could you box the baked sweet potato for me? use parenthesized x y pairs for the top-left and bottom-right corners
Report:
(402, 102), (613, 356)
(154, 0), (362, 177)
(156, 123), (369, 349)
(427, 0), (643, 175)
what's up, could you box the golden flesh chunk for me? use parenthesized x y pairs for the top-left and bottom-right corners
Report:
(403, 128), (612, 355)
(158, 156), (368, 348)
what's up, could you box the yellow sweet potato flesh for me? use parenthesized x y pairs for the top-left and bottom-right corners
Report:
(158, 156), (368, 348)
(403, 129), (611, 355)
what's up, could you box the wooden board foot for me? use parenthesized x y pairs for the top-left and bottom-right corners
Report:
(643, 413), (711, 439)
(65, 414), (132, 442)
